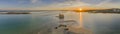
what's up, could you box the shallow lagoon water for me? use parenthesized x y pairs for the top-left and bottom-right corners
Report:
(0, 11), (120, 34)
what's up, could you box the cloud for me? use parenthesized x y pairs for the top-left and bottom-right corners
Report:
(40, 0), (90, 7)
(29, 0), (92, 10)
(31, 0), (38, 3)
(80, 0), (104, 4)
(96, 0), (112, 6)
(2, 0), (120, 10)
(110, 0), (120, 3)
(95, 0), (120, 8)
(98, 2), (120, 8)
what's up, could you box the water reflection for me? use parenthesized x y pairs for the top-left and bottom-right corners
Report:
(0, 11), (120, 34)
(83, 13), (120, 34)
(0, 14), (31, 34)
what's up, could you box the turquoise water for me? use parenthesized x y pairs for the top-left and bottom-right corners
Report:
(83, 13), (120, 34)
(0, 11), (60, 34)
(0, 11), (120, 34)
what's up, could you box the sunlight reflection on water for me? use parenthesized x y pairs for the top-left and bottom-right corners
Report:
(0, 11), (120, 34)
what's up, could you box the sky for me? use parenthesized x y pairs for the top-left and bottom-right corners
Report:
(0, 0), (120, 10)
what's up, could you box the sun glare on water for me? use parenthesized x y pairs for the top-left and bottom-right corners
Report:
(79, 12), (83, 28)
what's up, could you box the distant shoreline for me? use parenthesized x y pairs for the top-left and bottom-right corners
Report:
(0, 12), (30, 14)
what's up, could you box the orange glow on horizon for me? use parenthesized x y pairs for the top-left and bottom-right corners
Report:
(74, 8), (84, 12)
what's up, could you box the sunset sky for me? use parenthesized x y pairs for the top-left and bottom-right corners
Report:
(0, 0), (120, 10)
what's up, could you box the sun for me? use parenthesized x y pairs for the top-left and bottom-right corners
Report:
(79, 8), (82, 11)
(74, 8), (83, 12)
